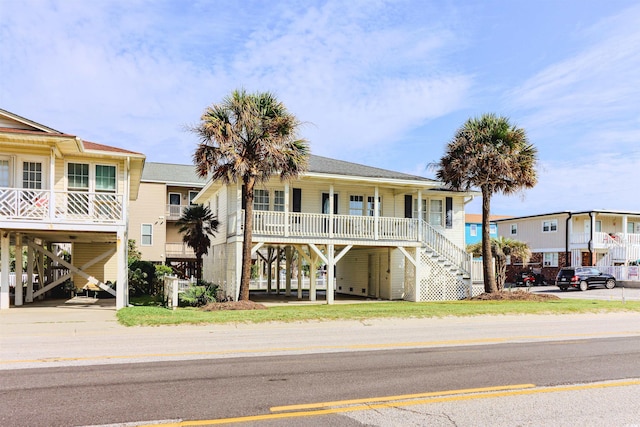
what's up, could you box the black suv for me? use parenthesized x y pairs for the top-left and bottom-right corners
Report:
(555, 267), (616, 291)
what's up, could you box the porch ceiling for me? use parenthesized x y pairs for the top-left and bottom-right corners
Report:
(5, 229), (117, 245)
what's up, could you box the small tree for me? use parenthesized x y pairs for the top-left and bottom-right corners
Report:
(177, 204), (219, 281)
(468, 237), (531, 291)
(128, 239), (142, 265)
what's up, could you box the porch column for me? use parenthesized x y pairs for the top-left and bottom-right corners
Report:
(15, 233), (23, 306)
(326, 244), (335, 304)
(622, 215), (628, 241)
(26, 245), (34, 303)
(374, 186), (379, 241)
(116, 229), (128, 309)
(1, 231), (9, 309)
(275, 248), (281, 295)
(284, 183), (290, 237)
(310, 251), (318, 301)
(417, 189), (423, 242)
(329, 185), (334, 239)
(49, 149), (56, 222)
(285, 246), (292, 297)
(297, 249), (303, 300)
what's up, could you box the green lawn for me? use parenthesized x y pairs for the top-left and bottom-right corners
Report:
(116, 299), (640, 327)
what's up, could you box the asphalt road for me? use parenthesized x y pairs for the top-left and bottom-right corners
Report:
(2, 336), (640, 426)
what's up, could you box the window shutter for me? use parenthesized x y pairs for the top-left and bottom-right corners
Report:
(404, 195), (413, 218)
(293, 188), (302, 212)
(446, 197), (453, 229)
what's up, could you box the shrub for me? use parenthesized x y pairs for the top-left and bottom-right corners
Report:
(179, 280), (220, 307)
(128, 260), (156, 296)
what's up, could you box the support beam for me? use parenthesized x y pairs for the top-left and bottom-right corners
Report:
(27, 240), (117, 296)
(326, 243), (334, 304)
(1, 231), (9, 309)
(285, 246), (292, 297)
(397, 246), (417, 267)
(15, 233), (23, 306)
(296, 250), (303, 300)
(116, 229), (128, 309)
(251, 242), (264, 255)
(26, 245), (34, 303)
(308, 243), (328, 265)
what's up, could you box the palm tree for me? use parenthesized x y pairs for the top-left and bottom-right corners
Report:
(434, 113), (537, 293)
(191, 89), (309, 300)
(468, 237), (531, 291)
(177, 204), (219, 281)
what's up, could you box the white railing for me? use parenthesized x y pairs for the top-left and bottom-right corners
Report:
(165, 242), (196, 258)
(0, 188), (124, 223)
(166, 204), (189, 220)
(599, 266), (640, 281)
(163, 275), (196, 309)
(421, 221), (472, 276)
(245, 210), (470, 276)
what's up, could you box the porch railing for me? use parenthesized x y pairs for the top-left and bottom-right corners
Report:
(166, 204), (190, 220)
(241, 210), (470, 276)
(0, 188), (124, 223)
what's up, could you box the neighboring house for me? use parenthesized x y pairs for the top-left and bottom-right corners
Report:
(128, 162), (208, 277)
(496, 210), (640, 283)
(464, 214), (510, 246)
(195, 154), (480, 302)
(0, 109), (145, 310)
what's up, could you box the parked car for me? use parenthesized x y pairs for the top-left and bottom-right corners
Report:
(515, 270), (546, 287)
(555, 267), (616, 291)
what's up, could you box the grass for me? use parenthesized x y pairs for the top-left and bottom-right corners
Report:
(116, 299), (640, 327)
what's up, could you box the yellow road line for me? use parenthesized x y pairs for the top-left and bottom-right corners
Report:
(136, 379), (640, 426)
(2, 330), (639, 365)
(270, 383), (536, 411)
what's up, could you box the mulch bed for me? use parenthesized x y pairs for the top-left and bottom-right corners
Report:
(201, 300), (267, 311)
(471, 290), (560, 301)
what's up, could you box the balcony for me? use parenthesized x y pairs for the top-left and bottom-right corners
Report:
(0, 188), (124, 225)
(166, 204), (189, 221)
(165, 242), (195, 259)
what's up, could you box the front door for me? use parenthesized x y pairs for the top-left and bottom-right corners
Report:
(581, 252), (592, 266)
(368, 253), (380, 298)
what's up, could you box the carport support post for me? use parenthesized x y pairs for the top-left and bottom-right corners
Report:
(0, 231), (9, 309)
(297, 250), (303, 300)
(116, 229), (128, 309)
(326, 244), (334, 304)
(285, 246), (292, 297)
(310, 252), (318, 301)
(26, 245), (34, 303)
(15, 233), (23, 306)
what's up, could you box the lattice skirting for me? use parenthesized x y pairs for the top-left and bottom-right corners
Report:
(404, 248), (476, 302)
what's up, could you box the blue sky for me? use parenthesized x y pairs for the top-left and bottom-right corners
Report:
(1, 0), (639, 216)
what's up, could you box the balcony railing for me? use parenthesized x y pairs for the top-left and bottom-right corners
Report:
(166, 204), (189, 220)
(232, 210), (470, 276)
(165, 242), (196, 258)
(571, 232), (640, 247)
(0, 188), (124, 224)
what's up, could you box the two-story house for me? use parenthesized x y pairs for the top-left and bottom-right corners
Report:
(0, 109), (145, 310)
(128, 162), (207, 278)
(195, 155), (479, 302)
(496, 210), (640, 283)
(464, 214), (510, 246)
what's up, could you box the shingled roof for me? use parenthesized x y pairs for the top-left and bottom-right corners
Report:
(143, 155), (436, 185)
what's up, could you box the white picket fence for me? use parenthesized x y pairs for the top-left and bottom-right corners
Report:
(163, 275), (196, 309)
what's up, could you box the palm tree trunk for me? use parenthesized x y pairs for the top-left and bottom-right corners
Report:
(481, 185), (497, 293)
(239, 176), (255, 301)
(196, 254), (202, 282)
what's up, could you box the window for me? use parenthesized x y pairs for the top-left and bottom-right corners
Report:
(510, 224), (518, 235)
(0, 159), (10, 187)
(542, 219), (558, 233)
(95, 165), (116, 193)
(490, 224), (497, 235)
(470, 224), (477, 237)
(141, 224), (153, 246)
(254, 189), (269, 211)
(595, 221), (602, 232)
(23, 162), (42, 189)
(628, 222), (635, 234)
(188, 191), (199, 205)
(367, 196), (381, 216)
(543, 252), (558, 267)
(429, 199), (443, 226)
(413, 199), (427, 221)
(68, 163), (89, 190)
(274, 190), (285, 212)
(349, 195), (364, 215)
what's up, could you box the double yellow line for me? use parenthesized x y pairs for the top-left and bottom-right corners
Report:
(138, 379), (640, 426)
